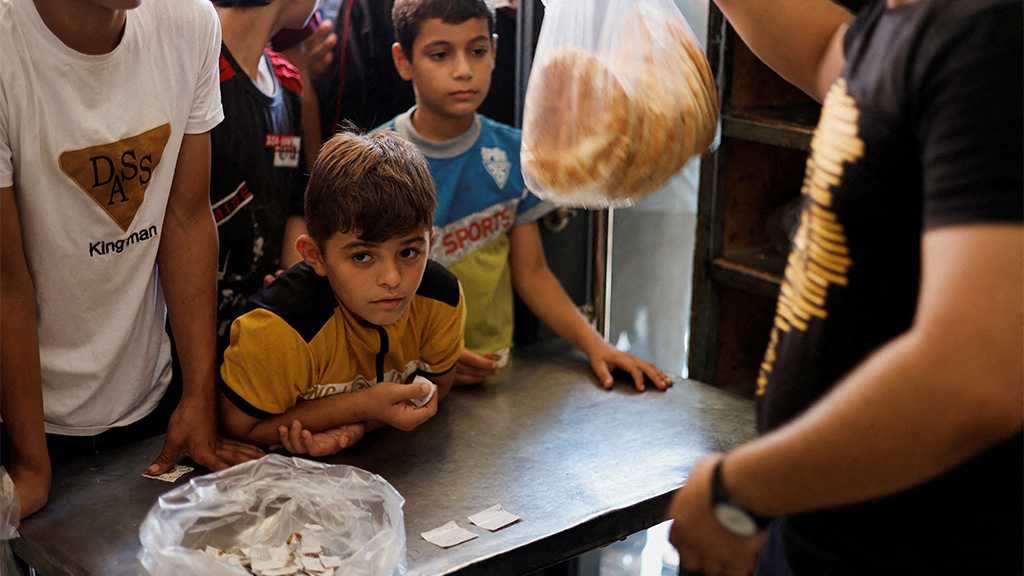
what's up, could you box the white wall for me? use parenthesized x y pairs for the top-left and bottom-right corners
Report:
(608, 0), (710, 378)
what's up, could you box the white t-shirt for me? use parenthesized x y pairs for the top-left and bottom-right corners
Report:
(0, 0), (224, 435)
(255, 54), (277, 98)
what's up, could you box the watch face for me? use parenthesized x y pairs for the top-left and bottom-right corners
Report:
(714, 503), (758, 537)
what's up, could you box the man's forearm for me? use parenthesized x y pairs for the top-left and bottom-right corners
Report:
(158, 189), (219, 400)
(1, 190), (51, 516)
(726, 330), (1022, 518)
(714, 0), (851, 100)
(1, 283), (51, 497)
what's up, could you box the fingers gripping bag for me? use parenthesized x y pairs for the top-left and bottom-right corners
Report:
(139, 455), (406, 576)
(521, 0), (720, 207)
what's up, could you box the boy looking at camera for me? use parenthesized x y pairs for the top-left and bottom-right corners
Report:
(219, 130), (465, 456)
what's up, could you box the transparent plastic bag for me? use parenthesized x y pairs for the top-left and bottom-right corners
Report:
(521, 0), (720, 207)
(0, 467), (19, 540)
(138, 455), (406, 576)
(0, 467), (22, 576)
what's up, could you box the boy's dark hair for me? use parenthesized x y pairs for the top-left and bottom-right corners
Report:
(305, 130), (436, 246)
(392, 0), (495, 60)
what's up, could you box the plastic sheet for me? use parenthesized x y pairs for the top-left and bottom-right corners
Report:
(139, 455), (406, 576)
(0, 467), (19, 541)
(521, 0), (719, 207)
(0, 467), (21, 576)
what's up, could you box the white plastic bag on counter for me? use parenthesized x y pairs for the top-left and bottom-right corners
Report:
(0, 467), (19, 540)
(521, 0), (720, 207)
(0, 467), (22, 576)
(138, 455), (406, 576)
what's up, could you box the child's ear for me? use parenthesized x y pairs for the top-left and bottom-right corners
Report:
(492, 34), (498, 55)
(296, 234), (328, 276)
(392, 42), (413, 81)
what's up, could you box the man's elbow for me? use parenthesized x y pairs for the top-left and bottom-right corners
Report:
(982, 374), (1024, 441)
(975, 336), (1024, 439)
(954, 363), (1023, 446)
(912, 318), (1023, 443)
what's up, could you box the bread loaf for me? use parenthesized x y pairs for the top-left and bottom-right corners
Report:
(522, 48), (634, 195)
(522, 10), (719, 204)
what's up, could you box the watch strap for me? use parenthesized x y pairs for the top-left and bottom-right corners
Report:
(711, 457), (773, 531)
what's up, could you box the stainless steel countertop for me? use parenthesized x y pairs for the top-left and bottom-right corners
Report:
(15, 340), (756, 575)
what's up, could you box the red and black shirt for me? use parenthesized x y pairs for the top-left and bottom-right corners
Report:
(211, 46), (307, 349)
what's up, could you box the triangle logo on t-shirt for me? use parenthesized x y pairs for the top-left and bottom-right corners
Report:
(481, 147), (510, 190)
(59, 123), (171, 232)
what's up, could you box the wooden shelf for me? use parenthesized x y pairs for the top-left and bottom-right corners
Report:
(722, 106), (820, 151)
(710, 248), (786, 298)
(689, 7), (810, 393)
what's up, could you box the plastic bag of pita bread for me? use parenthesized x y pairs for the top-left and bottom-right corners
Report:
(521, 0), (719, 207)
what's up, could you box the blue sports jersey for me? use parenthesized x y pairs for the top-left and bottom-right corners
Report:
(383, 109), (552, 353)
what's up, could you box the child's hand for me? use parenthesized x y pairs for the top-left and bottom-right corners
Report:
(368, 382), (439, 431)
(584, 342), (673, 392)
(276, 420), (366, 457)
(303, 19), (337, 78)
(455, 349), (500, 385)
(263, 269), (285, 286)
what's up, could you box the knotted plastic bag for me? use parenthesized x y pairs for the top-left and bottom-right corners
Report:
(521, 0), (720, 207)
(139, 455), (406, 576)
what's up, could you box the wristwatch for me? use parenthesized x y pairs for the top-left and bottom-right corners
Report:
(710, 457), (772, 537)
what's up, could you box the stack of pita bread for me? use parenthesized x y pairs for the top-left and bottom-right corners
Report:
(522, 9), (719, 205)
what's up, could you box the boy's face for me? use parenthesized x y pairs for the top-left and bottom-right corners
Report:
(394, 17), (496, 120)
(306, 228), (431, 326)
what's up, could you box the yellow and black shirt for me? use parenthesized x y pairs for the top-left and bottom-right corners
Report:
(220, 260), (465, 417)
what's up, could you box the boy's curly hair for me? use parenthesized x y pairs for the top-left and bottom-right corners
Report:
(305, 130), (436, 246)
(392, 0), (495, 59)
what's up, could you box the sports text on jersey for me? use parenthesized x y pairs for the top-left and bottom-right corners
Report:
(433, 200), (516, 265)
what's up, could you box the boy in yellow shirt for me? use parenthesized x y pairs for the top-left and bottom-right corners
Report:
(380, 0), (671, 390)
(219, 130), (465, 456)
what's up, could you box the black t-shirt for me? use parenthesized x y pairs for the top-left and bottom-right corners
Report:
(755, 0), (1022, 573)
(211, 47), (307, 348)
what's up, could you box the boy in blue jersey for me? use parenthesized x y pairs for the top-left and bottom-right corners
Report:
(380, 0), (672, 390)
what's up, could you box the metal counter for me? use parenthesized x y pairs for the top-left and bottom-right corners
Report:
(15, 341), (755, 575)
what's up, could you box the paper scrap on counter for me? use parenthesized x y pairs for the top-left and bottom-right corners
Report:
(300, 556), (325, 572)
(142, 464), (194, 483)
(493, 344), (509, 366)
(409, 375), (437, 408)
(320, 556), (342, 568)
(203, 524), (339, 575)
(468, 504), (521, 531)
(421, 521), (478, 548)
